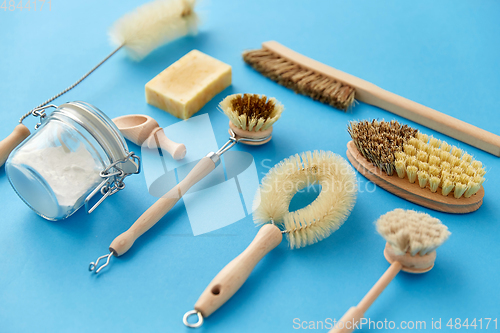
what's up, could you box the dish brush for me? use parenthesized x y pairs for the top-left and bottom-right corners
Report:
(0, 0), (198, 167)
(183, 150), (357, 327)
(89, 94), (283, 273)
(242, 41), (500, 156)
(330, 209), (450, 333)
(346, 119), (485, 213)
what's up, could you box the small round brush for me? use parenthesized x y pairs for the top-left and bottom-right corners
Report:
(347, 119), (486, 213)
(330, 209), (450, 333)
(184, 150), (357, 327)
(0, 0), (198, 167)
(89, 94), (284, 273)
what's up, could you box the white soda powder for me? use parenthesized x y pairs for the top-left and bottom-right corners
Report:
(11, 144), (103, 207)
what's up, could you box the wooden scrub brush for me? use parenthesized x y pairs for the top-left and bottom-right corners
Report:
(330, 209), (450, 333)
(89, 94), (283, 273)
(346, 119), (486, 213)
(0, 0), (198, 167)
(183, 150), (357, 328)
(243, 41), (500, 156)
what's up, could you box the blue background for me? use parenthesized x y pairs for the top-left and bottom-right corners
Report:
(1, 1), (499, 332)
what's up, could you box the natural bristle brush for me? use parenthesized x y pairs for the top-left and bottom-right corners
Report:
(346, 119), (486, 213)
(0, 0), (198, 167)
(183, 150), (357, 328)
(330, 209), (450, 333)
(243, 41), (500, 156)
(89, 94), (284, 273)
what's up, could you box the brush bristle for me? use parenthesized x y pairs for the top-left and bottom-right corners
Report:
(376, 209), (450, 256)
(347, 120), (418, 176)
(109, 0), (198, 61)
(348, 119), (486, 198)
(219, 93), (284, 132)
(253, 151), (357, 249)
(243, 48), (356, 111)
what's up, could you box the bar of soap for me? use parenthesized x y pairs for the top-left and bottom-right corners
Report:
(145, 50), (232, 119)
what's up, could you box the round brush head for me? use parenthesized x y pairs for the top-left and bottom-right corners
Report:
(376, 209), (451, 273)
(253, 151), (358, 249)
(219, 93), (284, 145)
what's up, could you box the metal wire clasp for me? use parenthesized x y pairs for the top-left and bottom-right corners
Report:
(28, 104), (58, 129)
(84, 152), (140, 214)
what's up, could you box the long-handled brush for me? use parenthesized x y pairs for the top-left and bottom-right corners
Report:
(0, 0), (198, 167)
(330, 208), (450, 333)
(183, 150), (357, 328)
(88, 94), (284, 274)
(243, 41), (500, 157)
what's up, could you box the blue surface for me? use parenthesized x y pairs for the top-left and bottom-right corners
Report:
(1, 1), (499, 332)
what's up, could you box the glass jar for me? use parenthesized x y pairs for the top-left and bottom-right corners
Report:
(5, 101), (140, 221)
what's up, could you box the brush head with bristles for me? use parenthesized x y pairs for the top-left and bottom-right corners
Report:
(348, 119), (486, 199)
(253, 151), (357, 249)
(242, 47), (356, 111)
(219, 93), (284, 145)
(109, 0), (198, 61)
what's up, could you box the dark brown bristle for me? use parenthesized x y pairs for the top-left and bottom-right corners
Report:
(230, 94), (276, 123)
(243, 48), (356, 111)
(347, 120), (418, 176)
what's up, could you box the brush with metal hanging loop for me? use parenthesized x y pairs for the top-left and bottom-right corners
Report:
(0, 0), (198, 167)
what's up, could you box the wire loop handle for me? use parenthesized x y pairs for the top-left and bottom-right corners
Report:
(183, 310), (204, 328)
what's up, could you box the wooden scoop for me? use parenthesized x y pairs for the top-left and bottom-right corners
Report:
(0, 124), (31, 167)
(113, 114), (186, 160)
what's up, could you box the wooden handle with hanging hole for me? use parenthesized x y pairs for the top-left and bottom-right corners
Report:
(263, 41), (500, 156)
(0, 124), (31, 167)
(109, 156), (216, 256)
(194, 224), (283, 317)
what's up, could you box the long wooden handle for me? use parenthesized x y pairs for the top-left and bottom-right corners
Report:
(109, 156), (216, 256)
(329, 261), (402, 333)
(146, 128), (186, 160)
(0, 124), (31, 166)
(194, 224), (283, 318)
(263, 41), (500, 156)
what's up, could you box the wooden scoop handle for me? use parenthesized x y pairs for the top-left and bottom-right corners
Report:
(109, 156), (216, 256)
(329, 261), (402, 333)
(146, 128), (186, 160)
(194, 224), (283, 318)
(0, 124), (31, 167)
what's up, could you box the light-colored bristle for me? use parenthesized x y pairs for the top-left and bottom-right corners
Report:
(109, 0), (198, 60)
(253, 151), (357, 249)
(395, 159), (406, 178)
(349, 120), (486, 199)
(376, 209), (450, 256)
(219, 93), (284, 132)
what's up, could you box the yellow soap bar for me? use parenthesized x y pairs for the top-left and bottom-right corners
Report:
(145, 50), (232, 119)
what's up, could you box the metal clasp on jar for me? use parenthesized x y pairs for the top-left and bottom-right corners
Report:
(84, 151), (140, 214)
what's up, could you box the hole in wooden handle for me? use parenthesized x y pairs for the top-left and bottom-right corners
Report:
(211, 285), (221, 295)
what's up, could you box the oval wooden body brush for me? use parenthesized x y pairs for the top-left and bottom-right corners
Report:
(183, 151), (358, 328)
(243, 41), (500, 156)
(113, 114), (187, 160)
(89, 94), (284, 273)
(330, 209), (451, 333)
(346, 119), (485, 213)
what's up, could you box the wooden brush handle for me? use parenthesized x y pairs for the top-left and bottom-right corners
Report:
(194, 224), (283, 318)
(0, 124), (31, 167)
(109, 156), (216, 256)
(263, 41), (500, 156)
(329, 261), (402, 333)
(146, 127), (186, 160)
